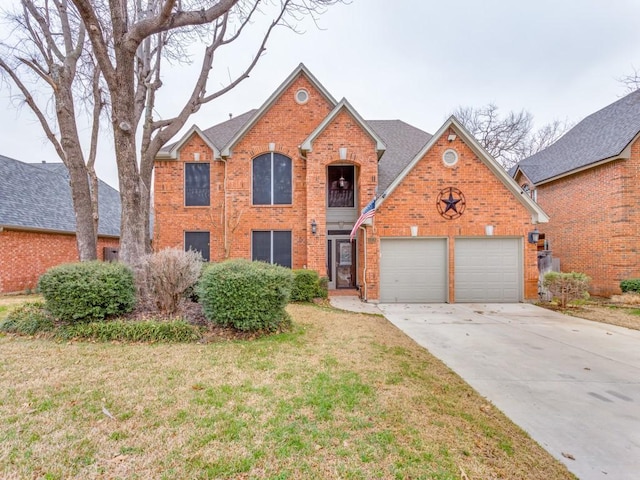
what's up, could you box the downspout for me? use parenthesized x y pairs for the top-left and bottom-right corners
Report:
(361, 225), (367, 301)
(221, 156), (228, 258)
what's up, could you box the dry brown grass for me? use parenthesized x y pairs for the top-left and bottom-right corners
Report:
(0, 303), (575, 479)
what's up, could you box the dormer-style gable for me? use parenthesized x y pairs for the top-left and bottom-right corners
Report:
(300, 98), (386, 159)
(377, 116), (549, 224)
(219, 63), (338, 158)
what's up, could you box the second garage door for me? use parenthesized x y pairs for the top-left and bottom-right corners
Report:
(454, 238), (522, 302)
(380, 238), (447, 303)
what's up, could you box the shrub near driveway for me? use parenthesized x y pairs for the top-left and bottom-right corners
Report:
(198, 259), (293, 331)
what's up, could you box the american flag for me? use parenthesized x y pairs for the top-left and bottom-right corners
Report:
(350, 197), (376, 242)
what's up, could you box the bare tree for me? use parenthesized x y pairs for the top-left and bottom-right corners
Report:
(453, 104), (569, 169)
(67, 0), (341, 265)
(0, 0), (106, 260)
(619, 66), (640, 94)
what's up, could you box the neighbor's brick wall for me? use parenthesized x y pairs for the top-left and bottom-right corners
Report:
(374, 131), (540, 301)
(535, 139), (640, 296)
(0, 229), (119, 293)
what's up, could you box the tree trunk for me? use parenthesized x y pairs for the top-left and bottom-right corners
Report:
(57, 79), (98, 261)
(111, 71), (151, 265)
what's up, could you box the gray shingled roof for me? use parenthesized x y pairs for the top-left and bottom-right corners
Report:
(202, 109), (258, 151)
(515, 89), (640, 183)
(368, 120), (433, 192)
(185, 112), (432, 194)
(0, 155), (120, 236)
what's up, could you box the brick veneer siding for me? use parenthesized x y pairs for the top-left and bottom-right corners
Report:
(153, 71), (541, 302)
(0, 229), (119, 293)
(373, 132), (540, 302)
(155, 74), (338, 268)
(534, 139), (640, 296)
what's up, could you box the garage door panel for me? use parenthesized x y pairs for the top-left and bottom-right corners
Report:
(380, 239), (447, 303)
(455, 238), (522, 303)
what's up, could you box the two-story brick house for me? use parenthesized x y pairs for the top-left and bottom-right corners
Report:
(154, 64), (547, 303)
(513, 89), (640, 296)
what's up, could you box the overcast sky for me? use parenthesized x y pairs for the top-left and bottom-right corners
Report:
(2, 0), (640, 189)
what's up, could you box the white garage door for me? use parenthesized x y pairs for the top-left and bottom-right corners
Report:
(455, 238), (522, 303)
(380, 238), (447, 303)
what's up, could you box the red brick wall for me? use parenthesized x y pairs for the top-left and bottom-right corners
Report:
(0, 229), (119, 293)
(153, 72), (541, 302)
(535, 139), (640, 296)
(154, 73), (336, 266)
(374, 131), (540, 301)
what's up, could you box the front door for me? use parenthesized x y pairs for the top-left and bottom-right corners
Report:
(327, 236), (356, 289)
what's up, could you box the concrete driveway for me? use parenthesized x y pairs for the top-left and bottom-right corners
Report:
(377, 303), (640, 480)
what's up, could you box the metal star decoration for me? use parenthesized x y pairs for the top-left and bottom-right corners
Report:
(436, 187), (466, 220)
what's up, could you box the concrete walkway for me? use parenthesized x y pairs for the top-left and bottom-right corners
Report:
(375, 303), (640, 480)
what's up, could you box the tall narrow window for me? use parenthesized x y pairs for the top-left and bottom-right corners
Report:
(185, 231), (210, 262)
(253, 153), (292, 205)
(328, 165), (355, 207)
(185, 163), (210, 206)
(252, 231), (292, 268)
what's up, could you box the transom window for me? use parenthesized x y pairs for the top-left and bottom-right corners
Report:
(252, 231), (292, 268)
(327, 165), (354, 208)
(185, 163), (210, 206)
(253, 153), (292, 205)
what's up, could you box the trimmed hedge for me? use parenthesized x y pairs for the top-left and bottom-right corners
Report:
(291, 269), (321, 302)
(38, 261), (136, 322)
(198, 259), (293, 331)
(620, 278), (640, 293)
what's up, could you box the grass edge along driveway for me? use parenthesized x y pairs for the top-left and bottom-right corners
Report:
(0, 303), (575, 480)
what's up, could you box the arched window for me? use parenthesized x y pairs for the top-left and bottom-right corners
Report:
(253, 153), (292, 205)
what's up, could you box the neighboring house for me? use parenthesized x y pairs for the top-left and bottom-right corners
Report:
(513, 89), (640, 297)
(154, 64), (547, 303)
(0, 155), (121, 293)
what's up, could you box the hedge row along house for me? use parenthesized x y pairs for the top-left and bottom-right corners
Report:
(513, 88), (640, 297)
(154, 64), (547, 303)
(0, 155), (120, 293)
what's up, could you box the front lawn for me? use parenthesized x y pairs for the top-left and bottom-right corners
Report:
(0, 303), (574, 479)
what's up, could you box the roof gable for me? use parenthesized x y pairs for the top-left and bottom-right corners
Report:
(516, 88), (640, 184)
(377, 116), (549, 223)
(220, 63), (338, 157)
(300, 98), (386, 157)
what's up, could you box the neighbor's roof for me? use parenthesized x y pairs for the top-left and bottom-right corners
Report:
(0, 155), (120, 236)
(515, 88), (640, 184)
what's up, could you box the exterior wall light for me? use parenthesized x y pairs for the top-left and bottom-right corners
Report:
(311, 219), (317, 235)
(528, 228), (540, 244)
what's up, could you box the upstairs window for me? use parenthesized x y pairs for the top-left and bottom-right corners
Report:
(253, 153), (292, 205)
(328, 165), (354, 207)
(185, 163), (210, 206)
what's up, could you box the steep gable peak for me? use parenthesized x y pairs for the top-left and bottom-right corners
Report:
(300, 97), (386, 158)
(219, 63), (338, 157)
